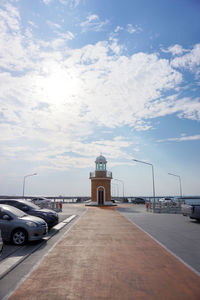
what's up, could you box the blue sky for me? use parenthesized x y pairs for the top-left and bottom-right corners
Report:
(0, 0), (200, 197)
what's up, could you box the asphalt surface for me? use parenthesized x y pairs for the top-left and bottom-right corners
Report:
(117, 204), (200, 274)
(5, 204), (200, 300)
(0, 204), (86, 300)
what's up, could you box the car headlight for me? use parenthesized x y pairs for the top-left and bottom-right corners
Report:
(26, 221), (38, 228)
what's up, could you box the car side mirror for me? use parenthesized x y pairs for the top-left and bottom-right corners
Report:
(3, 214), (11, 221)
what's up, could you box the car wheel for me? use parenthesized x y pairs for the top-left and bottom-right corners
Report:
(12, 229), (27, 246)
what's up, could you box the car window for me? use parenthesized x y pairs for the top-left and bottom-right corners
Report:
(33, 198), (43, 202)
(6, 201), (17, 207)
(0, 211), (12, 220)
(25, 202), (40, 210)
(0, 200), (7, 205)
(15, 202), (26, 210)
(15, 201), (39, 210)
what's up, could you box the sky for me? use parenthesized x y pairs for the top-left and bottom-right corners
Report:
(0, 0), (200, 197)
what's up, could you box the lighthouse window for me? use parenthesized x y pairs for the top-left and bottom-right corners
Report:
(100, 162), (103, 170)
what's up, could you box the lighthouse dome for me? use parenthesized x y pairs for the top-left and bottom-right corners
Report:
(95, 155), (107, 164)
(95, 154), (107, 171)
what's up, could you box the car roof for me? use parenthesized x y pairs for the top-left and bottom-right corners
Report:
(0, 199), (28, 204)
(32, 197), (48, 200)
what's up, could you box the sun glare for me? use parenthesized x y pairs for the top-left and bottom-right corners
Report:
(37, 67), (81, 104)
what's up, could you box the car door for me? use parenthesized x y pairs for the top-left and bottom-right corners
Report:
(15, 202), (30, 213)
(0, 211), (13, 241)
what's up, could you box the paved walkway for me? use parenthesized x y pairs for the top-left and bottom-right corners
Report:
(9, 206), (200, 300)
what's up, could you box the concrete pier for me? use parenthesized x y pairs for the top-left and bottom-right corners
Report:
(9, 205), (200, 300)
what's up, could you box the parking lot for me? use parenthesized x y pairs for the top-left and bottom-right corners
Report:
(0, 203), (86, 300)
(0, 210), (71, 264)
(0, 203), (199, 299)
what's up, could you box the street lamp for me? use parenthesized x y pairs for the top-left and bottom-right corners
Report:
(111, 183), (119, 197)
(114, 178), (125, 199)
(132, 159), (156, 211)
(22, 173), (37, 197)
(168, 173), (182, 198)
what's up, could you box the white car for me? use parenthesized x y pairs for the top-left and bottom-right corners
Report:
(159, 197), (176, 206)
(31, 197), (51, 205)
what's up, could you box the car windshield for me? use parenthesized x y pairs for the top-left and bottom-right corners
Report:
(33, 197), (47, 201)
(24, 202), (40, 210)
(2, 206), (28, 218)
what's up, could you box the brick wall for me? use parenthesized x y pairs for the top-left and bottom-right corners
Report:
(91, 178), (111, 203)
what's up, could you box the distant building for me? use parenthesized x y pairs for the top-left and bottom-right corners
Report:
(89, 155), (113, 206)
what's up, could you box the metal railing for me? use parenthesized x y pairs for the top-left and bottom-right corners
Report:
(146, 201), (182, 214)
(89, 171), (112, 178)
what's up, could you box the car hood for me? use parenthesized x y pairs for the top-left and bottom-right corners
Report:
(20, 215), (47, 225)
(37, 208), (57, 215)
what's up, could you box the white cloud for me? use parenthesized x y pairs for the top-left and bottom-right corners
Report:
(42, 0), (53, 4)
(127, 24), (137, 34)
(28, 20), (38, 28)
(1, 2), (200, 171)
(80, 14), (109, 32)
(58, 31), (75, 40)
(135, 95), (200, 122)
(59, 0), (80, 7)
(0, 2), (20, 31)
(46, 20), (61, 29)
(171, 44), (200, 73)
(0, 39), (187, 170)
(158, 134), (200, 142)
(162, 44), (187, 56)
(43, 0), (80, 8)
(114, 26), (123, 33)
(126, 24), (142, 35)
(0, 3), (33, 71)
(108, 37), (124, 55)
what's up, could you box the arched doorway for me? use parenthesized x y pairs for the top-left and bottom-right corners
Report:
(97, 186), (105, 205)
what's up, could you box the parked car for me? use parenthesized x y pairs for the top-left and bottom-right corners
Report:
(182, 204), (192, 216)
(0, 229), (3, 255)
(132, 198), (145, 204)
(158, 197), (176, 205)
(0, 199), (59, 228)
(0, 204), (47, 245)
(30, 197), (51, 206)
(182, 204), (200, 221)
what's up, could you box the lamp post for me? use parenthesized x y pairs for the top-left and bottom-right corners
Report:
(22, 173), (37, 197)
(114, 178), (125, 199)
(168, 173), (182, 198)
(132, 159), (156, 211)
(112, 183), (119, 198)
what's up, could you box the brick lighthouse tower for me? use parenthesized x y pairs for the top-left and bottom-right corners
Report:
(89, 155), (113, 206)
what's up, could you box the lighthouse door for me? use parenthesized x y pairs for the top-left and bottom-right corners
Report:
(98, 188), (104, 205)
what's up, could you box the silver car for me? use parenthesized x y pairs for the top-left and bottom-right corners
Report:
(0, 204), (48, 246)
